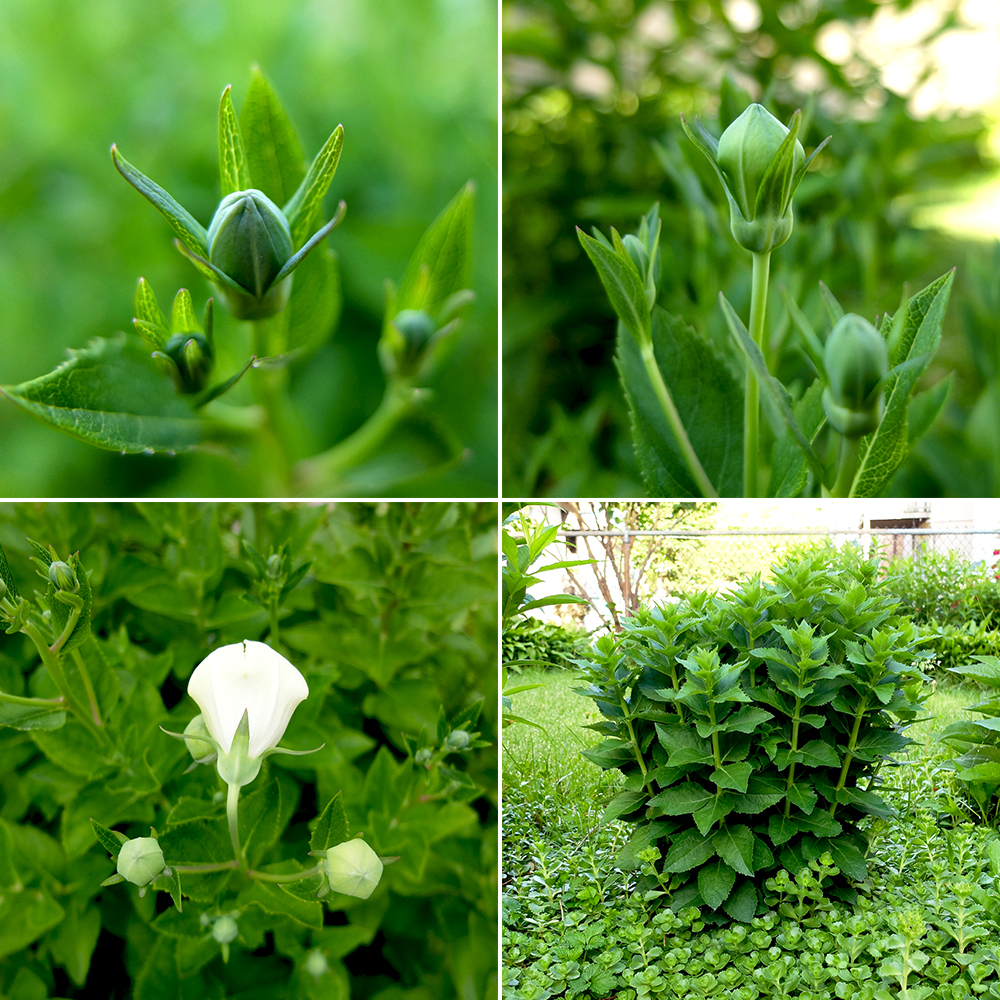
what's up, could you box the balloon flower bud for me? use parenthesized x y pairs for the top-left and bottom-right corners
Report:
(822, 314), (889, 437)
(183, 713), (217, 763)
(323, 839), (384, 899)
(170, 640), (321, 788)
(117, 836), (166, 887)
(48, 560), (79, 593)
(163, 332), (213, 394)
(205, 190), (295, 319)
(445, 730), (470, 750)
(211, 915), (239, 944)
(380, 309), (439, 379)
(305, 951), (329, 980)
(682, 103), (829, 255)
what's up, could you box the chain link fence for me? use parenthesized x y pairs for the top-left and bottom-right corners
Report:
(544, 529), (1000, 631)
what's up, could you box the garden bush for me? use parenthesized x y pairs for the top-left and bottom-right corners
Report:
(0, 501), (497, 999)
(917, 620), (1000, 678)
(502, 619), (590, 674)
(884, 548), (1000, 626)
(575, 546), (930, 921)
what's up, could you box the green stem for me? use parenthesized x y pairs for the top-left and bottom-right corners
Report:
(784, 696), (803, 818)
(268, 598), (280, 648)
(831, 696), (868, 816)
(830, 434), (862, 498)
(639, 341), (718, 498)
(71, 649), (102, 727)
(171, 860), (239, 874)
(227, 782), (247, 876)
(248, 864), (323, 883)
(250, 320), (296, 495)
(617, 690), (654, 794)
(49, 605), (81, 655)
(0, 690), (64, 708)
(294, 381), (417, 493)
(745, 251), (771, 497)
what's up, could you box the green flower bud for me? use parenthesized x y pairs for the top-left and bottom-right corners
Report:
(445, 730), (470, 750)
(304, 950), (329, 980)
(267, 553), (283, 579)
(48, 560), (79, 593)
(682, 102), (828, 255)
(116, 836), (165, 886)
(379, 309), (443, 380)
(207, 190), (294, 320)
(183, 713), (217, 763)
(621, 234), (649, 278)
(212, 915), (239, 944)
(415, 747), (433, 764)
(822, 314), (889, 437)
(323, 839), (383, 899)
(163, 332), (213, 394)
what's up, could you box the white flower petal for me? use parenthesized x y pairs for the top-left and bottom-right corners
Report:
(188, 640), (309, 758)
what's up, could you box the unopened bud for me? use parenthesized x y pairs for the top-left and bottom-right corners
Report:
(622, 234), (649, 277)
(304, 950), (329, 980)
(183, 714), (216, 763)
(117, 836), (165, 886)
(48, 560), (79, 593)
(212, 915), (239, 944)
(267, 554), (283, 579)
(415, 748), (433, 764)
(445, 730), (470, 750)
(208, 190), (294, 320)
(323, 839), (383, 899)
(822, 314), (889, 437)
(163, 332), (213, 394)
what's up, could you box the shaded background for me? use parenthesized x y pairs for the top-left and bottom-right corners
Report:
(503, 0), (1000, 496)
(0, 0), (497, 497)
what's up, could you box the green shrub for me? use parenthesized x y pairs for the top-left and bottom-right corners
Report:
(918, 620), (1000, 677)
(884, 548), (1000, 626)
(503, 618), (589, 673)
(576, 546), (929, 921)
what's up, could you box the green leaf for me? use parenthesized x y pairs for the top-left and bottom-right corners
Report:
(797, 739), (841, 768)
(238, 873), (324, 928)
(852, 270), (955, 497)
(720, 705), (773, 735)
(0, 540), (21, 602)
(722, 879), (758, 922)
(239, 67), (305, 206)
(697, 859), (736, 909)
(768, 379), (826, 498)
(0, 822), (22, 889)
(719, 293), (827, 484)
(166, 796), (225, 826)
(907, 374), (952, 444)
(710, 761), (753, 793)
(617, 309), (742, 496)
(32, 720), (115, 778)
(311, 790), (349, 853)
(283, 125), (345, 247)
(819, 837), (868, 880)
(284, 245), (342, 355)
(48, 899), (102, 987)
(649, 782), (716, 816)
(111, 146), (208, 256)
(393, 181), (474, 319)
(577, 227), (651, 344)
(218, 85), (251, 196)
(2, 334), (206, 454)
(0, 886), (65, 960)
(602, 790), (647, 822)
(0, 702), (66, 731)
(662, 829), (716, 873)
(89, 817), (129, 859)
(277, 873), (325, 901)
(240, 779), (282, 864)
(785, 781), (818, 815)
(712, 824), (755, 877)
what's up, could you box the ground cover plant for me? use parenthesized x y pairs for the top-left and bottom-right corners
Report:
(502, 553), (1000, 999)
(0, 501), (497, 1000)
(503, 0), (997, 497)
(0, 0), (497, 497)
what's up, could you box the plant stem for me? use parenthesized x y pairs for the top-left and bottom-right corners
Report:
(268, 598), (280, 648)
(171, 860), (239, 874)
(0, 690), (64, 708)
(830, 434), (862, 498)
(831, 696), (868, 816)
(227, 782), (247, 876)
(250, 320), (296, 495)
(745, 251), (771, 497)
(638, 341), (718, 498)
(293, 381), (418, 493)
(784, 697), (802, 818)
(71, 649), (102, 726)
(248, 864), (323, 883)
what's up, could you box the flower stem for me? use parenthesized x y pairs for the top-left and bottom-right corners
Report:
(227, 782), (247, 875)
(71, 649), (103, 726)
(248, 864), (323, 883)
(639, 341), (718, 497)
(745, 251), (771, 497)
(250, 320), (296, 495)
(830, 434), (862, 498)
(0, 690), (64, 708)
(293, 381), (419, 494)
(171, 860), (239, 874)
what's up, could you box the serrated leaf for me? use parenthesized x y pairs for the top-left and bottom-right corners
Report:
(721, 705), (773, 734)
(712, 824), (755, 877)
(89, 818), (128, 858)
(238, 874), (323, 928)
(697, 859), (736, 909)
(603, 790), (647, 822)
(165, 797), (225, 826)
(797, 739), (841, 768)
(649, 782), (716, 816)
(0, 540), (21, 603)
(853, 728), (911, 761)
(311, 791), (349, 853)
(723, 878), (758, 922)
(852, 270), (955, 496)
(819, 837), (868, 880)
(218, 85), (251, 196)
(662, 829), (716, 873)
(578, 228), (651, 344)
(2, 334), (205, 454)
(710, 761), (753, 793)
(0, 702), (66, 731)
(617, 309), (741, 496)
(693, 795), (735, 836)
(785, 781), (818, 815)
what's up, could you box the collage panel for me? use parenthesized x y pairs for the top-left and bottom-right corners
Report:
(0, 500), (499, 998)
(0, 0), (498, 499)
(503, 0), (1000, 498)
(502, 499), (1000, 999)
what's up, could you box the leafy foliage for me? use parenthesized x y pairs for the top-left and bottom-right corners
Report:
(503, 619), (590, 674)
(0, 501), (496, 999)
(575, 545), (930, 918)
(884, 547), (1000, 626)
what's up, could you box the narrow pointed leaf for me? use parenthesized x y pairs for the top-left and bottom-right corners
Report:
(712, 824), (755, 877)
(283, 124), (345, 246)
(195, 355), (256, 409)
(272, 201), (346, 285)
(239, 67), (305, 206)
(754, 110), (801, 219)
(311, 791), (349, 853)
(818, 281), (845, 325)
(578, 228), (651, 343)
(218, 85), (251, 196)
(171, 289), (199, 334)
(111, 146), (208, 255)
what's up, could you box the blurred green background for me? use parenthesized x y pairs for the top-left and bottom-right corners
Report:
(503, 0), (1000, 496)
(0, 0), (498, 497)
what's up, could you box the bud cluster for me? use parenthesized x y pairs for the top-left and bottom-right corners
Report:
(821, 314), (889, 438)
